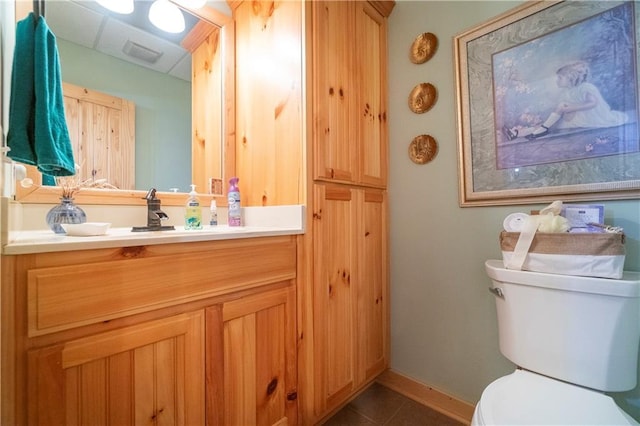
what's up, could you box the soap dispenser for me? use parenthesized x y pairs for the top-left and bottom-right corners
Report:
(185, 184), (202, 230)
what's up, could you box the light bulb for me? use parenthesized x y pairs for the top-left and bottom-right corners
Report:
(96, 0), (134, 14)
(149, 0), (186, 34)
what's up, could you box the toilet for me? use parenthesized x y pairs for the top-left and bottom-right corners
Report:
(473, 259), (640, 425)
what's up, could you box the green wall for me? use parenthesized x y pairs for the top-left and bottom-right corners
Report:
(388, 0), (640, 419)
(57, 39), (191, 192)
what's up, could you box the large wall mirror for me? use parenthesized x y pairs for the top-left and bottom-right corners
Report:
(13, 0), (234, 206)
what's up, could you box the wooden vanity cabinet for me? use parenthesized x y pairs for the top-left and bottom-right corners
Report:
(1, 236), (297, 425)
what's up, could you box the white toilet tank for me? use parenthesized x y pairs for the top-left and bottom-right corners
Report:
(485, 259), (640, 392)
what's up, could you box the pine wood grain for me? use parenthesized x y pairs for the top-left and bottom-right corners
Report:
(377, 369), (475, 425)
(27, 311), (205, 425)
(192, 26), (224, 195)
(19, 83), (136, 193)
(234, 0), (304, 206)
(27, 237), (296, 336)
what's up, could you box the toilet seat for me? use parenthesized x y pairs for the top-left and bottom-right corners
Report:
(473, 369), (638, 425)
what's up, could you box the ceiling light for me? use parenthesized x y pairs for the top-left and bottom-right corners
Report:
(96, 0), (134, 14)
(149, 0), (186, 34)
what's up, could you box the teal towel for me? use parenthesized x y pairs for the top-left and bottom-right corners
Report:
(7, 14), (36, 164)
(7, 13), (75, 178)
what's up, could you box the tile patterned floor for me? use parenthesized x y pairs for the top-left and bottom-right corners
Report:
(322, 382), (467, 426)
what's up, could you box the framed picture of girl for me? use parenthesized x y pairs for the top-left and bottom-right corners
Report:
(455, 0), (640, 206)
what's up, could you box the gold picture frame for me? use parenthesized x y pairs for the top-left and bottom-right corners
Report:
(454, 1), (640, 206)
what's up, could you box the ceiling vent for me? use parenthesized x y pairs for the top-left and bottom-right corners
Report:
(122, 40), (164, 64)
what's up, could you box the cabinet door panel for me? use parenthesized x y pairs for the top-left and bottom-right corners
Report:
(314, 184), (356, 409)
(256, 304), (286, 424)
(78, 358), (108, 426)
(107, 351), (134, 426)
(28, 311), (204, 426)
(312, 184), (389, 417)
(312, 2), (388, 188)
(358, 189), (388, 380)
(211, 284), (297, 426)
(224, 314), (257, 425)
(313, 1), (357, 182)
(356, 4), (388, 187)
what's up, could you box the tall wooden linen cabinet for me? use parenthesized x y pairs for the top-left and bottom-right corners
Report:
(232, 0), (393, 423)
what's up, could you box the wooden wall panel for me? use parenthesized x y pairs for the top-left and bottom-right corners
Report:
(191, 27), (224, 195)
(234, 0), (304, 206)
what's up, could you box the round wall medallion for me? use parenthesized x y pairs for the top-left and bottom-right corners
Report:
(410, 32), (438, 64)
(408, 83), (437, 114)
(409, 134), (438, 164)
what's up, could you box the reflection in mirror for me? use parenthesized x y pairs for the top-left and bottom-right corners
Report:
(14, 0), (233, 205)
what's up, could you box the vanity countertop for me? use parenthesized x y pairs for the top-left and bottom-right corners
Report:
(3, 205), (305, 255)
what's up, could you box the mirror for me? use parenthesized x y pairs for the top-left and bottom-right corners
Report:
(13, 0), (234, 206)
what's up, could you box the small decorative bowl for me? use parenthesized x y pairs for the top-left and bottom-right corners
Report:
(408, 82), (437, 114)
(410, 32), (438, 64)
(409, 134), (438, 164)
(61, 222), (111, 236)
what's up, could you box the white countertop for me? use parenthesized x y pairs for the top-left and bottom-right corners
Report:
(3, 205), (305, 255)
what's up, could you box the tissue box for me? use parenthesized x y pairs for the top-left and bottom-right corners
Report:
(500, 231), (626, 279)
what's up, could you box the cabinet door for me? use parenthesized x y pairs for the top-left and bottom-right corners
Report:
(355, 4), (388, 187)
(357, 188), (388, 382)
(312, 2), (388, 188)
(313, 184), (389, 415)
(63, 82), (136, 190)
(313, 183), (357, 410)
(27, 311), (205, 426)
(207, 284), (297, 426)
(312, 1), (358, 183)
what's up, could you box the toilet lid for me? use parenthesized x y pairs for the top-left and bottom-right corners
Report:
(476, 370), (637, 425)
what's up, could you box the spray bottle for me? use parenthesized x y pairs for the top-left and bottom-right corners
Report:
(228, 177), (241, 226)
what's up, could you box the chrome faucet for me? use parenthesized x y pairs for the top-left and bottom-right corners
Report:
(132, 188), (175, 232)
